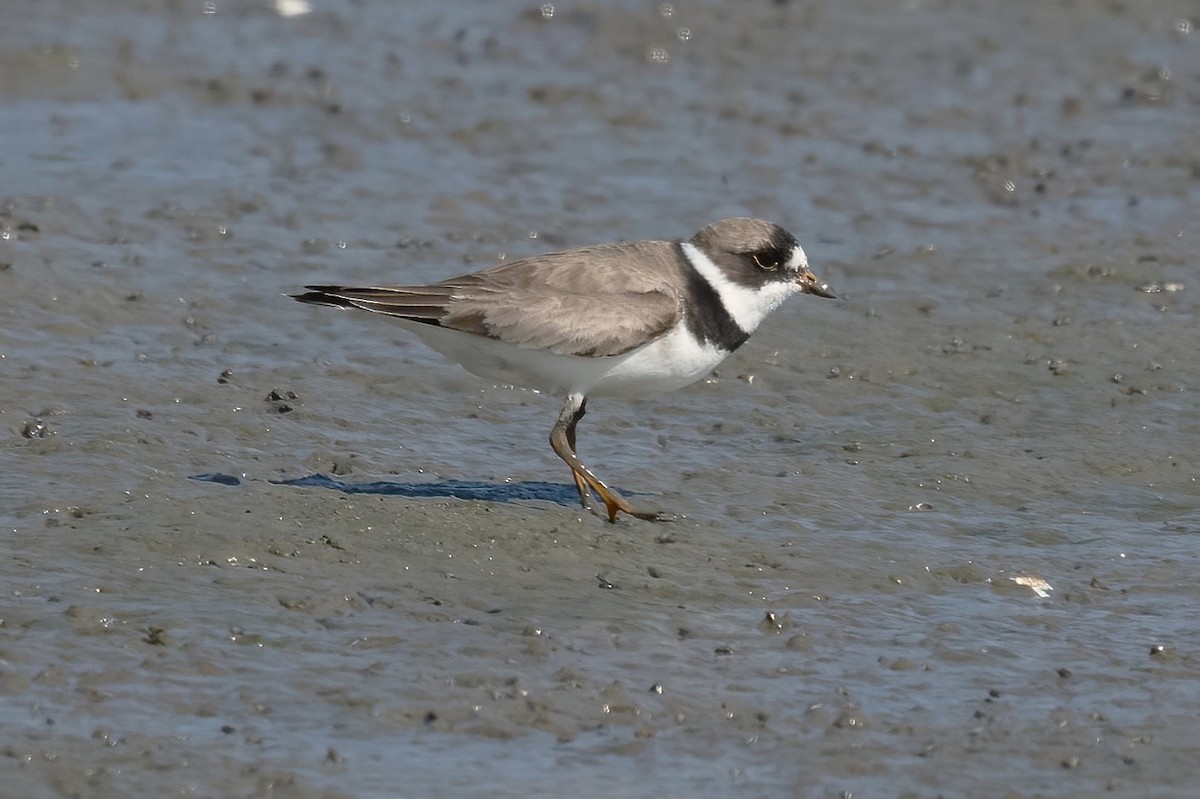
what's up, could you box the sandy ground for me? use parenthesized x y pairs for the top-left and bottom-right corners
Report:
(3, 0), (1199, 796)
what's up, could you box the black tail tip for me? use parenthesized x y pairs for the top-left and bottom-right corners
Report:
(291, 287), (356, 308)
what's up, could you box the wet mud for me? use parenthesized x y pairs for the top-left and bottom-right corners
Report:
(2, 1), (1199, 796)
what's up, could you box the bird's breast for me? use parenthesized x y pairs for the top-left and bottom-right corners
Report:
(586, 324), (732, 397)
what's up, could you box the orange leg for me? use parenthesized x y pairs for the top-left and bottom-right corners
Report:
(564, 405), (594, 510)
(549, 394), (663, 523)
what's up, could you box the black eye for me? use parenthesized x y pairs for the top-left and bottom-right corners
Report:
(751, 249), (783, 271)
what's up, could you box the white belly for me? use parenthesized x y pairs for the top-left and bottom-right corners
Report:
(399, 320), (729, 397)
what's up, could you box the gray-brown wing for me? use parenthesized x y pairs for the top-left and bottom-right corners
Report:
(294, 240), (685, 357)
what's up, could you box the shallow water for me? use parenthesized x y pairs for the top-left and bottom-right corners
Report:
(2, 0), (1198, 796)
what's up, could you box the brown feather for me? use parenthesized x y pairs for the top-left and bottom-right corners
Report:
(295, 240), (687, 357)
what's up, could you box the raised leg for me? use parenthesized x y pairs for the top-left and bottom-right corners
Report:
(549, 393), (663, 523)
(564, 399), (594, 510)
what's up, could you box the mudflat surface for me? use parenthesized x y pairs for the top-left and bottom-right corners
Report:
(2, 1), (1198, 797)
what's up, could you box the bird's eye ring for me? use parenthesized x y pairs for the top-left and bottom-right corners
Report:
(752, 252), (780, 271)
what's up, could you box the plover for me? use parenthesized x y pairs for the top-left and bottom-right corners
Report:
(293, 218), (835, 522)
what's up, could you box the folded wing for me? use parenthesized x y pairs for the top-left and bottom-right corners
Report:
(293, 240), (684, 358)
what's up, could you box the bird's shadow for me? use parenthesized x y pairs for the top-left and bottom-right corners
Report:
(276, 473), (584, 505)
(190, 472), (584, 506)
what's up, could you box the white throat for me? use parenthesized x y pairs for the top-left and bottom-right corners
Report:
(680, 241), (800, 334)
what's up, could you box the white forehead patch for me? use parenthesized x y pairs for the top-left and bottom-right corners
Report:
(786, 244), (809, 272)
